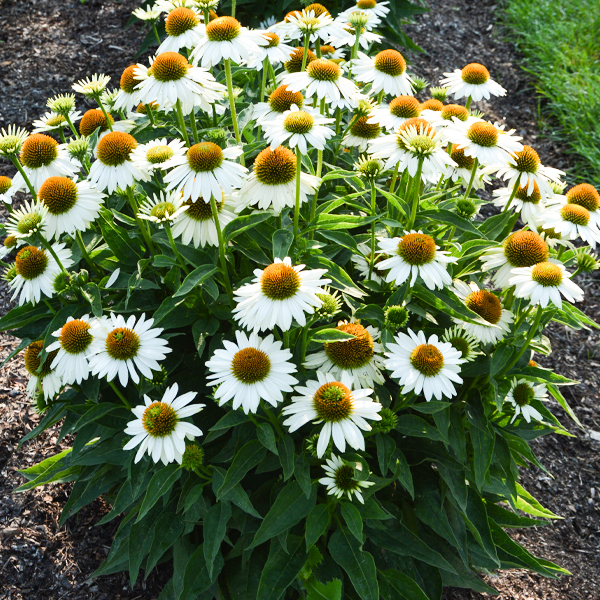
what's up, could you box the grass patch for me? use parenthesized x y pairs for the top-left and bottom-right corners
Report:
(503, 0), (600, 187)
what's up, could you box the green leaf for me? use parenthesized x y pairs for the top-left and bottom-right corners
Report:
(249, 481), (317, 549)
(223, 213), (271, 241)
(173, 264), (218, 298)
(257, 536), (309, 600)
(317, 230), (358, 251)
(380, 569), (430, 600)
(145, 510), (186, 574)
(72, 403), (119, 431)
(420, 209), (483, 236)
(216, 440), (267, 500)
(80, 282), (103, 317)
(341, 503), (363, 543)
(515, 483), (562, 519)
(470, 423), (494, 492)
(305, 504), (330, 549)
(181, 544), (224, 600)
(136, 464), (182, 522)
(257, 423), (279, 455)
(395, 414), (447, 442)
(211, 467), (261, 518)
(306, 578), (342, 600)
(311, 328), (356, 343)
(329, 527), (379, 600)
(272, 229), (294, 259)
(547, 384), (583, 428)
(204, 501), (232, 577)
(464, 488), (499, 566)
(278, 434), (295, 481)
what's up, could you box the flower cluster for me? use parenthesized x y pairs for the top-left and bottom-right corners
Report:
(2, 0), (591, 597)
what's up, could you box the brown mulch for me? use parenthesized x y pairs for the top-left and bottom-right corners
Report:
(0, 0), (599, 598)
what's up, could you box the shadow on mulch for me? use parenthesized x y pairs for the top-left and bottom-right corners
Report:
(0, 0), (599, 599)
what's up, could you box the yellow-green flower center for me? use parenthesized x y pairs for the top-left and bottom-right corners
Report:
(60, 319), (93, 354)
(46, 115), (66, 128)
(514, 145), (540, 174)
(410, 343), (444, 377)
(307, 58), (341, 81)
(450, 147), (475, 170)
(105, 327), (140, 360)
(16, 246), (48, 279)
(16, 212), (42, 235)
(231, 347), (271, 383)
(334, 463), (359, 491)
(531, 261), (563, 287)
(560, 203), (590, 226)
(0, 176), (12, 195)
(143, 401), (178, 437)
(146, 145), (174, 164)
(313, 382), (353, 422)
(515, 182), (541, 204)
(150, 201), (176, 220)
(24, 340), (58, 377)
(183, 196), (222, 221)
(350, 116), (381, 139)
(260, 262), (301, 300)
(284, 111), (314, 134)
(39, 176), (78, 215)
(513, 382), (534, 406)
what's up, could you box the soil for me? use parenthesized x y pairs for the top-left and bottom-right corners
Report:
(0, 0), (599, 599)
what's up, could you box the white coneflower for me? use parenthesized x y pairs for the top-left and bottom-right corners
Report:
(0, 175), (24, 205)
(341, 0), (390, 20)
(191, 16), (268, 67)
(440, 63), (506, 102)
(377, 232), (456, 290)
(233, 257), (330, 332)
(72, 73), (111, 97)
(342, 116), (382, 151)
(31, 110), (82, 134)
(88, 131), (149, 194)
(263, 104), (335, 154)
(244, 32), (295, 69)
(46, 315), (95, 385)
(78, 108), (135, 144)
(10, 243), (73, 306)
(88, 313), (172, 386)
(137, 189), (184, 226)
(443, 120), (523, 167)
(551, 184), (600, 228)
(23, 340), (62, 400)
(5, 200), (48, 240)
(505, 379), (548, 424)
(423, 103), (480, 130)
(134, 52), (226, 115)
(0, 125), (28, 157)
(541, 199), (600, 248)
(447, 146), (494, 190)
(18, 133), (78, 190)
(385, 329), (465, 401)
(130, 138), (187, 173)
(480, 230), (549, 289)
(276, 7), (346, 44)
(351, 242), (387, 284)
(158, 6), (204, 53)
(352, 50), (414, 97)
(510, 261), (584, 309)
(238, 145), (320, 215)
(368, 95), (422, 131)
(319, 454), (375, 503)
(282, 371), (382, 457)
(492, 182), (546, 229)
(327, 23), (381, 51)
(205, 330), (298, 414)
(132, 5), (161, 20)
(495, 145), (565, 200)
(452, 280), (513, 345)
(113, 65), (142, 114)
(37, 176), (105, 239)
(441, 326), (480, 363)
(304, 319), (385, 388)
(163, 141), (246, 202)
(170, 192), (236, 247)
(124, 383), (204, 465)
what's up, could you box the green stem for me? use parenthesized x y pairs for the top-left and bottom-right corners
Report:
(231, 0), (236, 17)
(301, 34), (310, 71)
(64, 113), (79, 137)
(127, 187), (156, 255)
(210, 193), (234, 305)
(58, 129), (67, 144)
(203, 8), (210, 25)
(499, 305), (543, 378)
(389, 163), (399, 195)
(465, 96), (472, 111)
(315, 37), (321, 58)
(351, 28), (361, 60)
(109, 380), (132, 409)
(377, 90), (384, 104)
(10, 156), (37, 200)
(293, 149), (302, 242)
(224, 59), (244, 166)
(38, 235), (68, 276)
(94, 94), (113, 132)
(146, 103), (156, 126)
(152, 23), (161, 45)
(369, 180), (377, 278)
(165, 223), (190, 275)
(260, 57), (269, 104)
(463, 157), (479, 200)
(76, 231), (102, 276)
(175, 99), (191, 147)
(556, 246), (565, 260)
(407, 157), (424, 230)
(43, 299), (56, 315)
(502, 179), (520, 213)
(189, 108), (200, 144)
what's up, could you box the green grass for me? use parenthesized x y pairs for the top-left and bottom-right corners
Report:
(503, 0), (600, 187)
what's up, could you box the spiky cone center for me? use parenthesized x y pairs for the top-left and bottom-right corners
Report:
(285, 47), (316, 73)
(320, 45), (336, 57)
(16, 246), (48, 279)
(350, 116), (381, 140)
(397, 233), (436, 266)
(0, 175), (11, 195)
(45, 115), (66, 128)
(305, 3), (329, 16)
(456, 198), (477, 218)
(461, 63), (490, 85)
(151, 201), (176, 220)
(20, 134), (58, 169)
(410, 343), (444, 377)
(206, 16), (241, 41)
(231, 347), (271, 384)
(398, 117), (434, 137)
(357, 158), (382, 180)
(79, 109), (115, 137)
(105, 327), (140, 360)
(313, 382), (353, 422)
(406, 134), (436, 156)
(513, 382), (534, 406)
(137, 101), (159, 115)
(333, 463), (359, 491)
(561, 203), (590, 226)
(3, 264), (17, 282)
(4, 235), (17, 249)
(503, 231), (549, 268)
(374, 49), (406, 76)
(389, 95), (421, 119)
(284, 111), (314, 134)
(59, 319), (93, 354)
(24, 341), (58, 377)
(15, 211), (42, 235)
(447, 334), (471, 359)
(96, 132), (137, 166)
(385, 305), (409, 328)
(466, 290), (502, 324)
(254, 146), (296, 185)
(307, 58), (341, 82)
(567, 183), (600, 212)
(260, 262), (301, 300)
(357, 0), (377, 7)
(143, 401), (178, 437)
(531, 261), (563, 287)
(441, 104), (469, 122)
(514, 145), (540, 174)
(421, 98), (444, 112)
(181, 443), (204, 470)
(372, 407), (397, 434)
(269, 86), (304, 113)
(39, 176), (78, 215)
(264, 32), (280, 48)
(316, 291), (339, 316)
(183, 194), (224, 221)
(165, 7), (199, 36)
(0, 135), (23, 155)
(187, 142), (224, 173)
(467, 122), (498, 147)
(324, 322), (374, 369)
(146, 145), (174, 164)
(450, 147), (475, 170)
(120, 65), (138, 93)
(515, 182), (541, 204)
(150, 52), (190, 82)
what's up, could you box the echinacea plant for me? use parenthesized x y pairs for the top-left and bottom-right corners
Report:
(2, 1), (598, 599)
